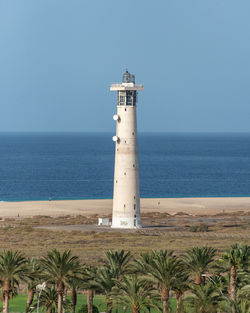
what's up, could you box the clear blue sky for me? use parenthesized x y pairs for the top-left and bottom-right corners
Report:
(0, 0), (250, 132)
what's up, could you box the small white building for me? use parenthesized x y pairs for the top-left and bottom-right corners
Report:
(98, 218), (110, 226)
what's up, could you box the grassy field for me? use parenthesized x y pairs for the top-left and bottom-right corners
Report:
(2, 294), (177, 312)
(0, 213), (249, 264)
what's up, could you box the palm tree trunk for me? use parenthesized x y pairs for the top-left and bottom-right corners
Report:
(132, 304), (139, 313)
(25, 288), (35, 313)
(195, 275), (202, 284)
(58, 293), (63, 313)
(161, 287), (169, 313)
(71, 287), (77, 313)
(3, 280), (11, 313)
(106, 300), (112, 313)
(176, 291), (182, 313)
(62, 288), (67, 313)
(230, 265), (236, 313)
(3, 292), (9, 313)
(57, 282), (64, 313)
(87, 290), (93, 313)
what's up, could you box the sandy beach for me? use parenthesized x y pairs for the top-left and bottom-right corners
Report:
(0, 197), (250, 218)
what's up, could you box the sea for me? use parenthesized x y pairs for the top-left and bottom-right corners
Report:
(0, 132), (250, 201)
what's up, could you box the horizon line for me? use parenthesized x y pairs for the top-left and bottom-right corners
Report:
(0, 130), (250, 134)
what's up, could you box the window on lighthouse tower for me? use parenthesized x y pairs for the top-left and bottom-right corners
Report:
(126, 91), (133, 106)
(119, 91), (126, 105)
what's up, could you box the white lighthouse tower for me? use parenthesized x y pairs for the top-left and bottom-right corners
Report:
(111, 71), (143, 228)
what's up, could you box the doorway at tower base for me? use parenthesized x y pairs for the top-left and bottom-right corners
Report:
(111, 217), (142, 229)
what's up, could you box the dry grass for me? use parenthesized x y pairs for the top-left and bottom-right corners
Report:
(0, 212), (249, 264)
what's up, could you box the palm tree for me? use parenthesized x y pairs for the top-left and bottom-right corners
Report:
(104, 250), (132, 277)
(96, 266), (115, 313)
(182, 246), (216, 284)
(135, 250), (183, 313)
(232, 284), (250, 313)
(110, 275), (159, 313)
(221, 243), (250, 311)
(96, 250), (132, 313)
(68, 279), (81, 313)
(172, 271), (189, 313)
(80, 266), (99, 313)
(183, 282), (223, 313)
(25, 258), (42, 313)
(31, 286), (69, 313)
(218, 244), (250, 313)
(0, 250), (28, 313)
(39, 249), (81, 313)
(32, 286), (57, 313)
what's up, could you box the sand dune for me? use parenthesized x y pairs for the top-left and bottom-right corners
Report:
(0, 197), (250, 218)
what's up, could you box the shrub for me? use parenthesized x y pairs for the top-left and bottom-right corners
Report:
(77, 304), (99, 313)
(189, 223), (209, 232)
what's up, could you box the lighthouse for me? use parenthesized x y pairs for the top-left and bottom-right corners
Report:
(111, 71), (143, 228)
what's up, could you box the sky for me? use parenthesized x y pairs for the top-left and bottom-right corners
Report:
(0, 0), (250, 133)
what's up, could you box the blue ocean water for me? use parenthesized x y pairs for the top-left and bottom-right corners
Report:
(0, 132), (250, 201)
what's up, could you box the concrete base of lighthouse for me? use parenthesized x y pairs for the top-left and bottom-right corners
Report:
(111, 216), (142, 229)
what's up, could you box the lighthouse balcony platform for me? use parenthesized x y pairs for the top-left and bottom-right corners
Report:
(110, 83), (143, 91)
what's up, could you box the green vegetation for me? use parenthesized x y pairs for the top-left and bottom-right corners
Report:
(77, 304), (99, 313)
(0, 245), (249, 312)
(0, 294), (176, 313)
